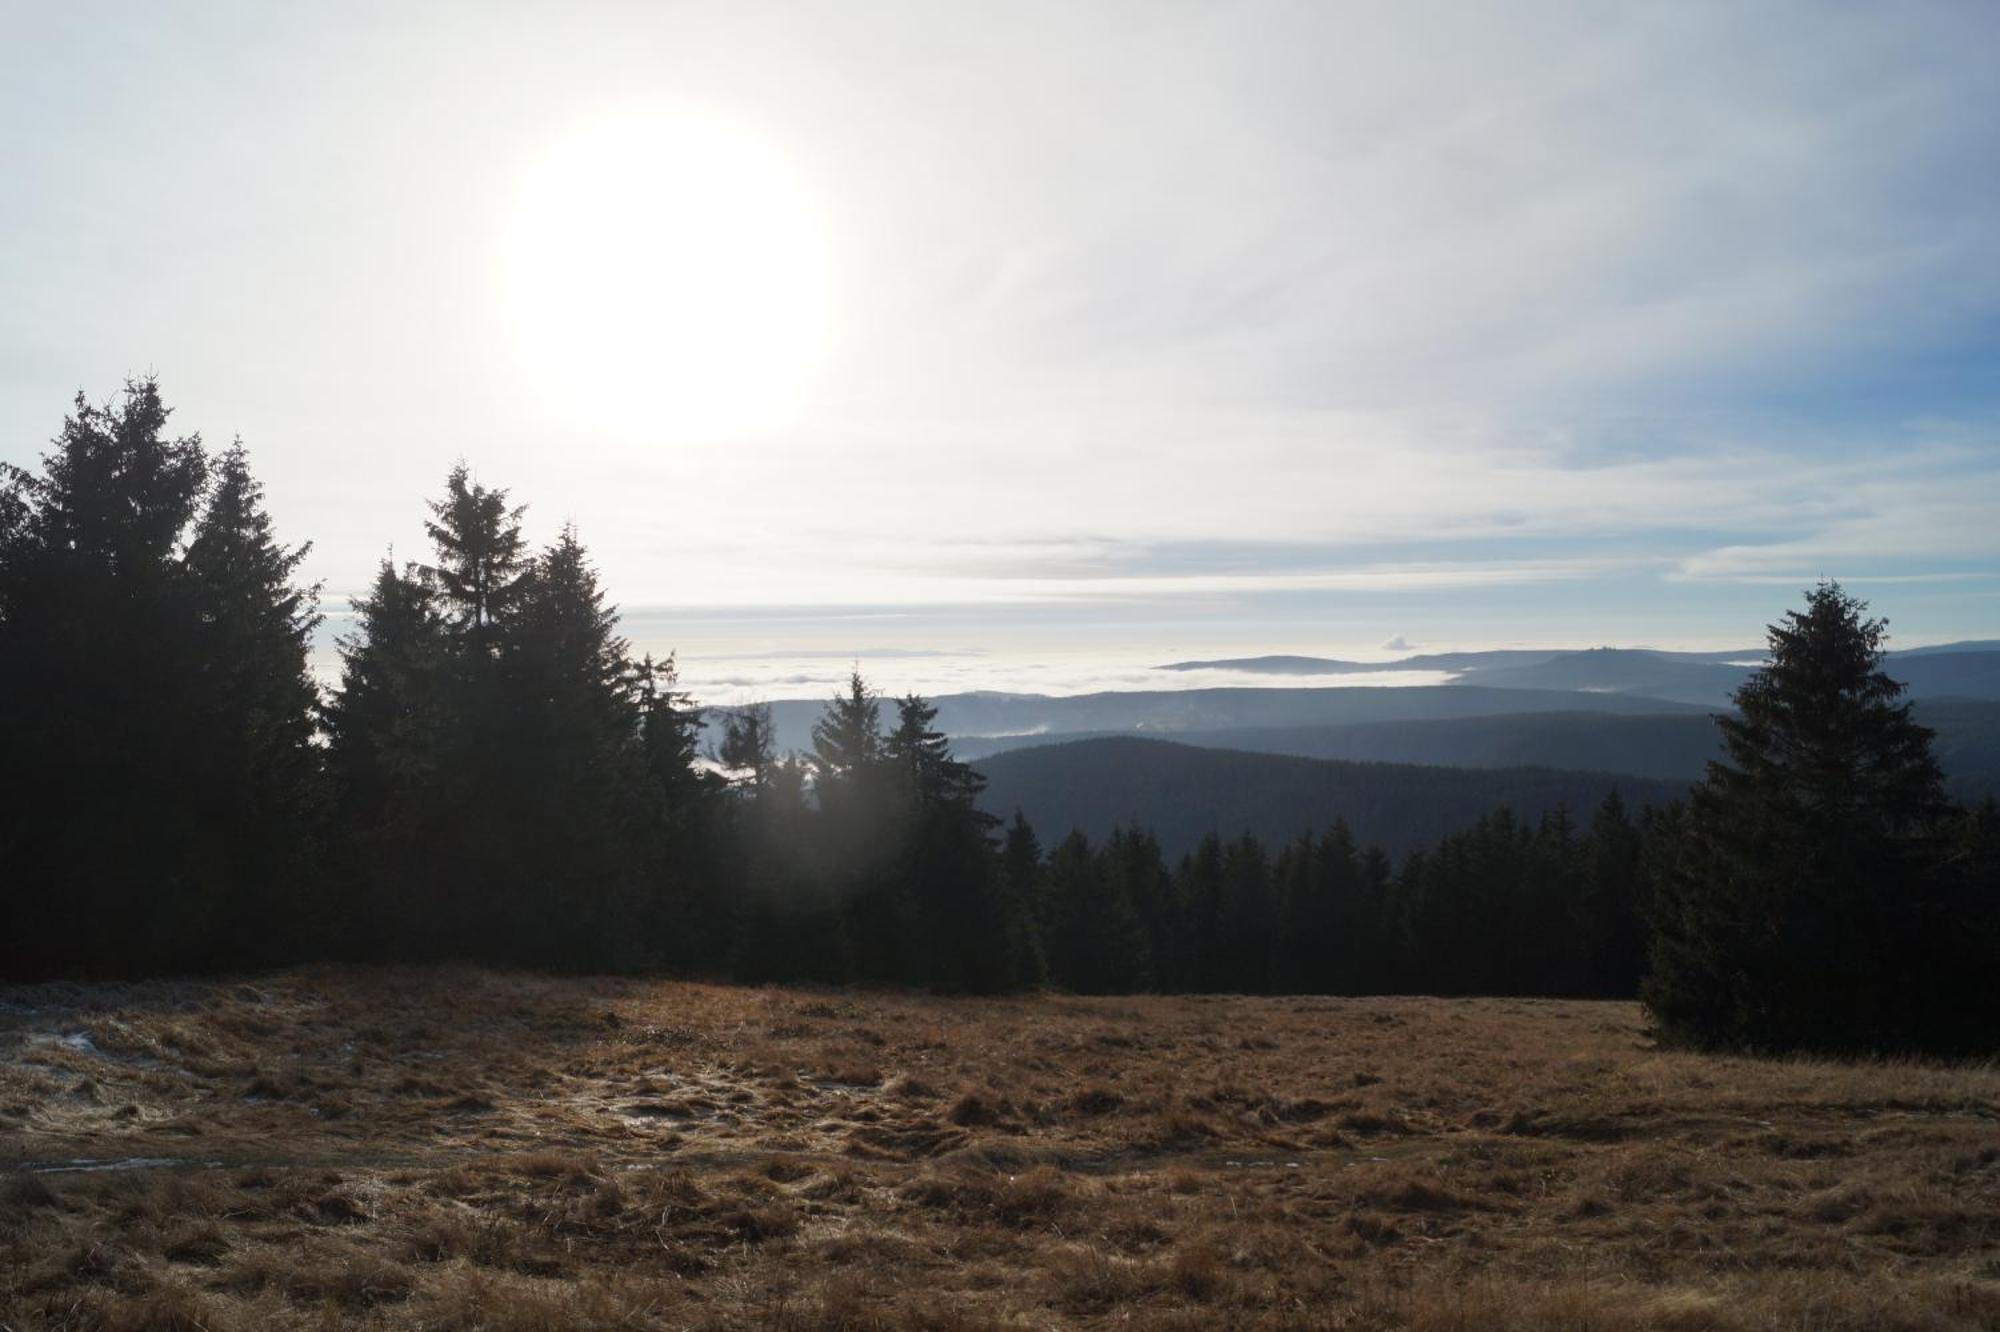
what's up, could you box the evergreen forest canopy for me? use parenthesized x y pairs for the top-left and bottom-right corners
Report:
(1, 382), (1994, 1055)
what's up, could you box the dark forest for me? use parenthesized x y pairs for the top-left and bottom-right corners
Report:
(3, 382), (1994, 1055)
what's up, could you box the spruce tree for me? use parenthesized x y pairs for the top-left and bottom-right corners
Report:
(808, 670), (912, 979)
(2, 383), (209, 976)
(326, 473), (708, 969)
(999, 811), (1049, 987)
(1576, 790), (1646, 996)
(1217, 834), (1276, 992)
(423, 463), (528, 645)
(323, 558), (451, 954)
(810, 670), (891, 894)
(324, 561), (447, 822)
(1523, 806), (1582, 994)
(718, 702), (778, 792)
(1177, 833), (1228, 991)
(1275, 831), (1335, 993)
(364, 465), (536, 958)
(498, 525), (654, 966)
(1042, 832), (1147, 993)
(881, 693), (1012, 990)
(181, 441), (325, 964)
(0, 382), (321, 977)
(1928, 798), (2000, 1052)
(1107, 827), (1174, 991)
(1642, 583), (1961, 1053)
(636, 653), (710, 811)
(1318, 822), (1379, 993)
(884, 694), (984, 809)
(811, 669), (883, 795)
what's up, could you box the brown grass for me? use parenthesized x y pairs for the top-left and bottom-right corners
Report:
(2, 969), (1996, 1328)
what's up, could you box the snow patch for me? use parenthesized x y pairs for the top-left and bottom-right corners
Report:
(29, 1156), (221, 1175)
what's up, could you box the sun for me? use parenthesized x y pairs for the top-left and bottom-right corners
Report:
(504, 111), (831, 440)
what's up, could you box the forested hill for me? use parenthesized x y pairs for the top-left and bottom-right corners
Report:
(729, 651), (2000, 758)
(957, 698), (2000, 793)
(973, 737), (1690, 860)
(732, 683), (1713, 756)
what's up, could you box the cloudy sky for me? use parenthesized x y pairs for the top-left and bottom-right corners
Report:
(4, 1), (1997, 695)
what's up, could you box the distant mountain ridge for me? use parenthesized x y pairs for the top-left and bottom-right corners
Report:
(1154, 643), (2000, 708)
(1893, 640), (2000, 657)
(1158, 639), (1995, 675)
(1159, 647), (1758, 674)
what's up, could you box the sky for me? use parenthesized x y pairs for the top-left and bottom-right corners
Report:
(4, 1), (1998, 700)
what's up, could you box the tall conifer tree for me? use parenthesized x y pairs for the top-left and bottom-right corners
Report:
(1, 382), (322, 976)
(323, 558), (451, 954)
(1643, 583), (1961, 1052)
(181, 441), (324, 963)
(423, 463), (527, 644)
(812, 669), (883, 798)
(497, 525), (653, 966)
(1, 382), (207, 974)
(718, 703), (777, 792)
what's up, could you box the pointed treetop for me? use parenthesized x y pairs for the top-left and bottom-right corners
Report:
(811, 666), (883, 780)
(422, 462), (528, 637)
(27, 376), (208, 570)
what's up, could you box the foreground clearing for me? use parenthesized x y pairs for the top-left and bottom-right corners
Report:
(2, 969), (1996, 1330)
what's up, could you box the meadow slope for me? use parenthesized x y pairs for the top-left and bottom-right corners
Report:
(2, 970), (1996, 1330)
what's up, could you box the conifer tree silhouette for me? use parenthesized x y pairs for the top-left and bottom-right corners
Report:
(1643, 582), (1967, 1052)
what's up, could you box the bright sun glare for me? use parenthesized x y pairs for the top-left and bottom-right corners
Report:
(505, 112), (831, 440)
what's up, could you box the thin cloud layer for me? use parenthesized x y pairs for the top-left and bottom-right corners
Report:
(2, 1), (1996, 664)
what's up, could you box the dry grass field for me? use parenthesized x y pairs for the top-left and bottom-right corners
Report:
(2, 969), (1996, 1331)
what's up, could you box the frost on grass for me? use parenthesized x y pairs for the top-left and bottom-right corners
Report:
(1, 968), (1996, 1330)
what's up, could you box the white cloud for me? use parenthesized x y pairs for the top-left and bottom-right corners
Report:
(2, 1), (1996, 654)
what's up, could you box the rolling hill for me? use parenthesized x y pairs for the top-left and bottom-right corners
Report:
(973, 737), (1690, 860)
(1125, 710), (1727, 779)
(725, 644), (2000, 786)
(733, 683), (1715, 756)
(728, 680), (1712, 752)
(962, 698), (2000, 797)
(1889, 651), (2000, 701)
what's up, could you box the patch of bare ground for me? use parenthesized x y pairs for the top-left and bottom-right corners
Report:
(3, 971), (1996, 1329)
